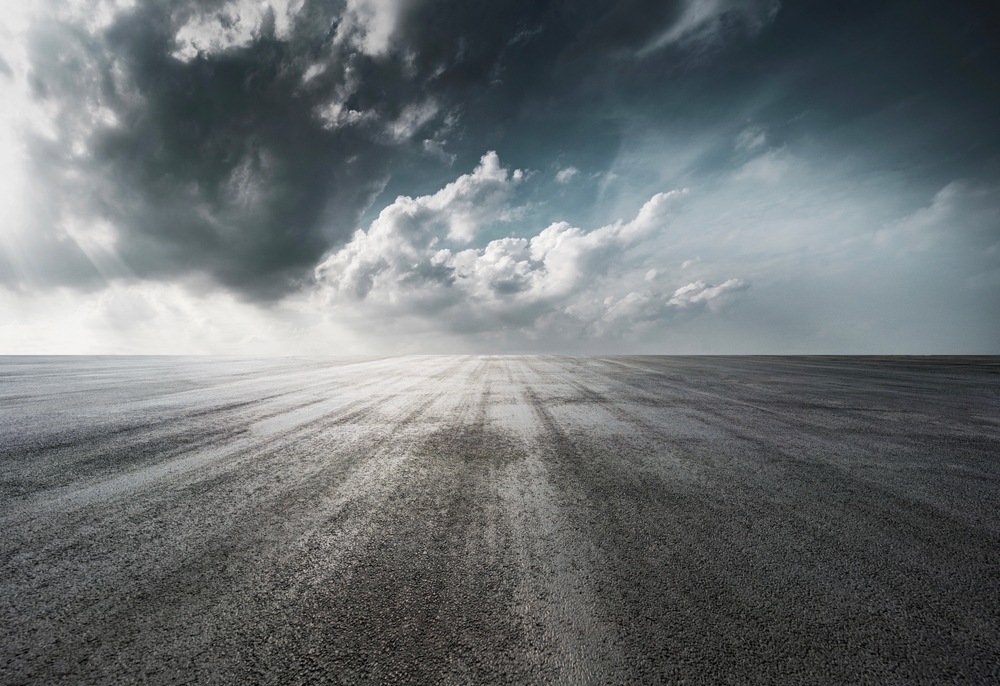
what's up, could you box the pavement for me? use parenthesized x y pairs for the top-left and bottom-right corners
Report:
(1, 355), (999, 684)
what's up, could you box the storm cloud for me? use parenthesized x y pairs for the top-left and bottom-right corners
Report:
(4, 0), (779, 298)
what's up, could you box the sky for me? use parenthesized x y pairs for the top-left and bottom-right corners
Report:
(0, 0), (998, 354)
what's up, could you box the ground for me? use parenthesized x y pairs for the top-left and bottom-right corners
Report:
(2, 356), (999, 684)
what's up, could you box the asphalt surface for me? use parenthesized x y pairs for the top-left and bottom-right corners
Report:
(1, 355), (1000, 684)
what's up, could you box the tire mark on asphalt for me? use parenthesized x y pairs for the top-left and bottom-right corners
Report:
(495, 359), (631, 685)
(0, 359), (463, 516)
(0, 362), (459, 685)
(230, 356), (532, 684)
(3, 357), (1000, 685)
(521, 356), (1000, 683)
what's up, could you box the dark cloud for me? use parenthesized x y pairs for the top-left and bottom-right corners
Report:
(89, 1), (400, 296)
(18, 2), (391, 296)
(13, 0), (999, 305)
(13, 0), (781, 299)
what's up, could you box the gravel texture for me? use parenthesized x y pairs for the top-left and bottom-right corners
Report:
(2, 355), (1000, 684)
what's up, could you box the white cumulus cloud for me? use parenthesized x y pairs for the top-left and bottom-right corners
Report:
(315, 151), (523, 300)
(314, 154), (731, 337)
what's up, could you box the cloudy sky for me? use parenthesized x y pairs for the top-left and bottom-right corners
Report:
(1, 0), (998, 354)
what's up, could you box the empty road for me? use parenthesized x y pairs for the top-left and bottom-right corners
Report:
(2, 356), (999, 684)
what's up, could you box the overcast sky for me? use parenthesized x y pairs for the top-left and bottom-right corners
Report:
(1, 0), (998, 354)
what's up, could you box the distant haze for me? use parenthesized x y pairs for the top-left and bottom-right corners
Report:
(1, 0), (998, 353)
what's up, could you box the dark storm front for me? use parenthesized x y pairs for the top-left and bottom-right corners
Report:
(1, 356), (999, 683)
